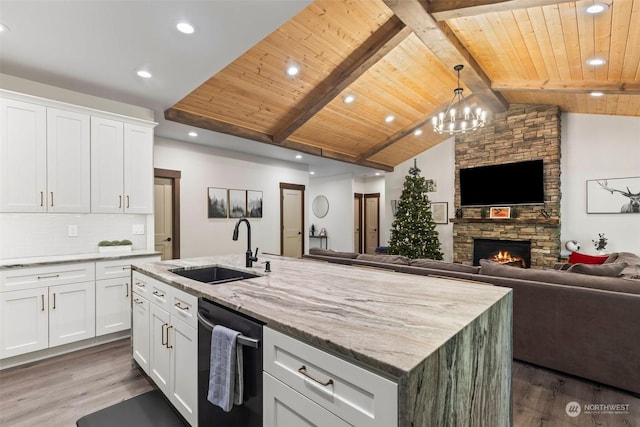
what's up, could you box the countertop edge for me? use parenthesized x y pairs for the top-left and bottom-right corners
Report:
(0, 250), (162, 269)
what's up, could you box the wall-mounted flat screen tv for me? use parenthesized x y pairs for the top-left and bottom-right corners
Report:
(460, 159), (545, 206)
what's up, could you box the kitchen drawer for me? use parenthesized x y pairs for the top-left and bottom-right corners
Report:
(148, 277), (173, 313)
(132, 271), (153, 296)
(0, 262), (95, 292)
(170, 287), (197, 329)
(96, 256), (158, 280)
(264, 327), (397, 427)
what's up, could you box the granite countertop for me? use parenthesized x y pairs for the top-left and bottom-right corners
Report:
(133, 254), (511, 380)
(0, 249), (161, 269)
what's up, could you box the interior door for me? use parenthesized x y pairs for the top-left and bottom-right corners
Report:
(364, 194), (380, 254)
(354, 194), (363, 253)
(154, 177), (173, 260)
(281, 183), (304, 258)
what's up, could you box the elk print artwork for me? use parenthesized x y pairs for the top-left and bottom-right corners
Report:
(587, 177), (640, 214)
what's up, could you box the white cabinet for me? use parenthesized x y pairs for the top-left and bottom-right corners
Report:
(0, 287), (48, 358)
(48, 281), (95, 347)
(95, 257), (159, 337)
(263, 327), (398, 427)
(0, 98), (90, 213)
(91, 117), (153, 214)
(133, 272), (198, 426)
(0, 263), (95, 358)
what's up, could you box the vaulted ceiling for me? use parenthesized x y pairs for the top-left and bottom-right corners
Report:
(166, 0), (640, 172)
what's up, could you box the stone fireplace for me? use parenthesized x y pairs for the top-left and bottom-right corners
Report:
(452, 105), (561, 268)
(473, 238), (531, 268)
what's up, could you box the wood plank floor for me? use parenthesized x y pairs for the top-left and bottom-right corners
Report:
(1, 338), (638, 426)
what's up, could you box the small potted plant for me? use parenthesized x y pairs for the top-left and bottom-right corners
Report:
(98, 239), (133, 253)
(592, 233), (608, 254)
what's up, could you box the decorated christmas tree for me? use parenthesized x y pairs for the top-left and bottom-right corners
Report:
(388, 159), (443, 260)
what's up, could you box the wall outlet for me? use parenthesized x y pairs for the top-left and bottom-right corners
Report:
(132, 224), (145, 235)
(68, 225), (78, 237)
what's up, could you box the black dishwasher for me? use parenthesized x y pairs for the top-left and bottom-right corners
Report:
(197, 298), (263, 427)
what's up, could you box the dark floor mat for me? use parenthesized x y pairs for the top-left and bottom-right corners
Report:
(76, 390), (187, 427)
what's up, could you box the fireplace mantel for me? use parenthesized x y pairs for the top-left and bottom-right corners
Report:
(451, 218), (559, 225)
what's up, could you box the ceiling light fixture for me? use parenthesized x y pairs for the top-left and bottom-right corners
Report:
(295, 154), (302, 159)
(343, 94), (355, 104)
(432, 65), (486, 135)
(137, 70), (152, 79)
(188, 131), (198, 137)
(585, 3), (609, 14)
(176, 22), (195, 34)
(385, 115), (395, 123)
(309, 171), (315, 175)
(414, 129), (423, 136)
(590, 91), (604, 97)
(586, 57), (606, 66)
(286, 65), (299, 77)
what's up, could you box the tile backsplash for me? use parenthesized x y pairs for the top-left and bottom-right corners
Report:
(0, 213), (149, 259)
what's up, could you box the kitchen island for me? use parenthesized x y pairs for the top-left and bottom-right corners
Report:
(133, 254), (512, 426)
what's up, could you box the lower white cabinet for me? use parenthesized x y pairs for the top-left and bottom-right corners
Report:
(133, 272), (198, 426)
(263, 327), (398, 427)
(264, 371), (351, 427)
(0, 287), (49, 358)
(96, 277), (130, 336)
(48, 281), (95, 347)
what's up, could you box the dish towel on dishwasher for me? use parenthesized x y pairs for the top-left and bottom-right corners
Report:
(207, 325), (244, 412)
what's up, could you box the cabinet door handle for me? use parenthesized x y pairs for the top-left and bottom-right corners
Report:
(298, 365), (334, 387)
(40, 191), (44, 207)
(166, 325), (173, 349)
(126, 195), (130, 209)
(52, 293), (56, 310)
(174, 302), (189, 311)
(152, 290), (165, 298)
(37, 274), (60, 280)
(161, 323), (168, 346)
(122, 266), (131, 270)
(125, 284), (129, 298)
(41, 294), (45, 311)
(50, 192), (54, 207)
(119, 195), (122, 208)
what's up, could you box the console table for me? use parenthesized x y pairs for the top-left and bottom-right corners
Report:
(309, 235), (328, 249)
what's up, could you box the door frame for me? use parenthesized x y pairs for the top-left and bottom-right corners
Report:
(354, 193), (363, 253)
(364, 193), (380, 252)
(279, 182), (305, 256)
(154, 168), (181, 259)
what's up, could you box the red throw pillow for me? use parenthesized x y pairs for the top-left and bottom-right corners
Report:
(567, 251), (609, 265)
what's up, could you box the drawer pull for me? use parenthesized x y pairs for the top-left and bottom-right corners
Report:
(153, 290), (165, 298)
(122, 266), (131, 270)
(174, 302), (189, 311)
(37, 274), (60, 280)
(133, 298), (144, 305)
(135, 281), (145, 288)
(298, 365), (334, 387)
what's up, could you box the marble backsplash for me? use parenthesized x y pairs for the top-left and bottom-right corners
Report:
(0, 213), (149, 259)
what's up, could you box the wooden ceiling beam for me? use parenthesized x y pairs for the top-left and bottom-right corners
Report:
(383, 0), (508, 115)
(493, 80), (640, 94)
(271, 15), (411, 144)
(427, 0), (575, 20)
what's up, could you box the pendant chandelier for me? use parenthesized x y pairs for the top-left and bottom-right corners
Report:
(432, 64), (486, 135)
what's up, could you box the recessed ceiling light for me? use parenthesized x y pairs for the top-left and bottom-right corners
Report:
(188, 131), (198, 137)
(137, 70), (152, 79)
(591, 91), (604, 97)
(343, 94), (355, 104)
(286, 65), (300, 77)
(295, 154), (302, 159)
(375, 172), (381, 176)
(586, 57), (607, 66)
(585, 3), (609, 14)
(414, 129), (423, 136)
(385, 115), (395, 123)
(309, 171), (315, 175)
(176, 22), (195, 34)
(0, 24), (10, 33)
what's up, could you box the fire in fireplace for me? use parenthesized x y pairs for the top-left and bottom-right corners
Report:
(473, 238), (532, 268)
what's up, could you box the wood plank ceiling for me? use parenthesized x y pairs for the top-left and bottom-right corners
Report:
(166, 0), (640, 172)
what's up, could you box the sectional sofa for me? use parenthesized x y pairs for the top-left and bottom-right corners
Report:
(304, 248), (640, 395)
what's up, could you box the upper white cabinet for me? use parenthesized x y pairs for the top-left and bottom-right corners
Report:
(91, 117), (153, 214)
(0, 99), (90, 213)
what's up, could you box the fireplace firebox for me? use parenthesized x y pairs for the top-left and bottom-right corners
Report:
(473, 238), (532, 268)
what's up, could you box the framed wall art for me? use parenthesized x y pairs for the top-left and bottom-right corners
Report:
(228, 189), (247, 218)
(430, 202), (448, 224)
(207, 187), (228, 218)
(489, 207), (510, 219)
(247, 190), (263, 218)
(587, 177), (640, 214)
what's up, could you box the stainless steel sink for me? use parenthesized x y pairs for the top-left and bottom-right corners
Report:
(171, 266), (258, 285)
